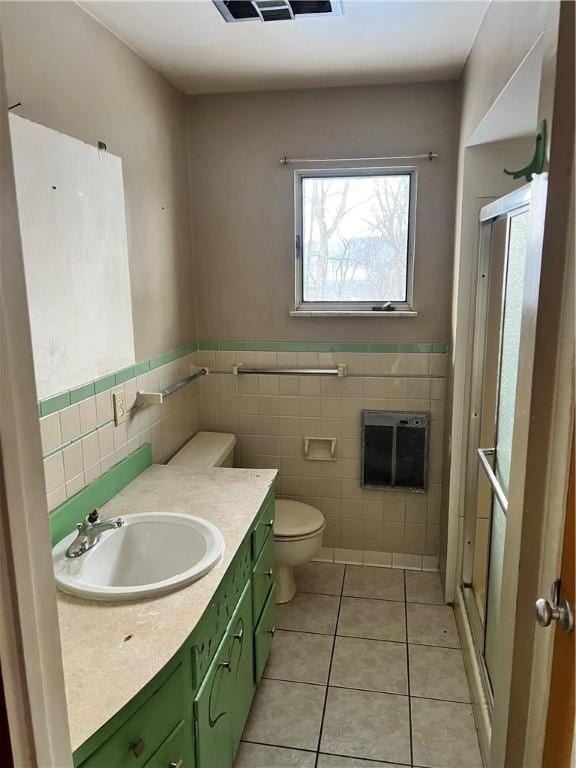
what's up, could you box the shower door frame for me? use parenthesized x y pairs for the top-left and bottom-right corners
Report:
(461, 183), (532, 714)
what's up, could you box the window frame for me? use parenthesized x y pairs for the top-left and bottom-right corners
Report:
(292, 166), (418, 316)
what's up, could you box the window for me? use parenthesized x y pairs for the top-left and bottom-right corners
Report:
(293, 168), (416, 314)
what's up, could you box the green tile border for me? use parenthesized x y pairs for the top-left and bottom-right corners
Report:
(69, 382), (95, 405)
(49, 443), (152, 546)
(39, 391), (71, 417)
(199, 340), (449, 354)
(37, 339), (447, 417)
(38, 341), (199, 416)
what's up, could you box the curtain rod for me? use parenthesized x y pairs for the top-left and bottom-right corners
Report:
(280, 152), (438, 166)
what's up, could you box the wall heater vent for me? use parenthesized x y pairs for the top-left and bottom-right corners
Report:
(213, 0), (344, 23)
(361, 410), (430, 492)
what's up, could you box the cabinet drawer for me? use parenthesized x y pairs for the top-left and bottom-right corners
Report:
(251, 532), (275, 625)
(254, 584), (277, 684)
(251, 493), (274, 562)
(81, 664), (186, 768)
(143, 721), (194, 768)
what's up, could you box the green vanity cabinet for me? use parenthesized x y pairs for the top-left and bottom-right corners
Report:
(76, 487), (276, 768)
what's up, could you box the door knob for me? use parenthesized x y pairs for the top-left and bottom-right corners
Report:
(535, 579), (574, 632)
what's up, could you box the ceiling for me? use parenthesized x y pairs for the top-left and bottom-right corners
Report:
(80, 0), (489, 96)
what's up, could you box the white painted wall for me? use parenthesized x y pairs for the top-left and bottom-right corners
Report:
(9, 114), (135, 399)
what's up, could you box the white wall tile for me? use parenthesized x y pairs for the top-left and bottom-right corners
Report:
(96, 391), (113, 424)
(47, 485), (67, 511)
(60, 404), (81, 442)
(44, 452), (65, 494)
(63, 442), (83, 481)
(334, 547), (363, 565)
(84, 462), (102, 484)
(124, 379), (138, 410)
(66, 473), (85, 498)
(81, 432), (100, 470)
(98, 423), (115, 458)
(363, 550), (393, 567)
(78, 397), (97, 434)
(113, 423), (128, 450)
(100, 452), (115, 473)
(40, 413), (62, 454)
(392, 552), (422, 570)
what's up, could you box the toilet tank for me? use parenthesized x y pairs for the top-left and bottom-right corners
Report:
(168, 432), (236, 469)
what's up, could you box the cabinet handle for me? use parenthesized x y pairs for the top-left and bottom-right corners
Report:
(268, 625), (276, 637)
(233, 627), (244, 641)
(264, 520), (274, 528)
(265, 569), (273, 578)
(129, 738), (145, 759)
(168, 761), (183, 768)
(208, 661), (230, 728)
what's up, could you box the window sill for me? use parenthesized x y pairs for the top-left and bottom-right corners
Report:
(289, 310), (419, 318)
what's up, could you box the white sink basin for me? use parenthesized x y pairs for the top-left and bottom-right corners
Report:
(53, 513), (225, 601)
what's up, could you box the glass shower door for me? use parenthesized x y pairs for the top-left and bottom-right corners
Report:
(483, 210), (530, 681)
(462, 187), (532, 698)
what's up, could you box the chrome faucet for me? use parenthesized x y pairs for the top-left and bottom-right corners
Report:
(65, 509), (125, 559)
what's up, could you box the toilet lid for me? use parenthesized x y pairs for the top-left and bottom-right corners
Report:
(274, 500), (325, 538)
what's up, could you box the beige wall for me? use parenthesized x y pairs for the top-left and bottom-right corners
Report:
(1, 1), (196, 362)
(188, 82), (459, 342)
(460, 1), (559, 146)
(443, 0), (560, 596)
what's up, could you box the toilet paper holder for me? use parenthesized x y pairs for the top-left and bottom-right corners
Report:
(303, 437), (337, 461)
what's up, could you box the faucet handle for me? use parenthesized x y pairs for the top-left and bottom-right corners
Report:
(87, 509), (99, 524)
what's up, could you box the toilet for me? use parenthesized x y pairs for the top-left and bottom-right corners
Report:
(274, 499), (325, 604)
(168, 431), (325, 604)
(168, 431), (236, 469)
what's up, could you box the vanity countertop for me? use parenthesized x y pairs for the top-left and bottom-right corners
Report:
(56, 464), (277, 752)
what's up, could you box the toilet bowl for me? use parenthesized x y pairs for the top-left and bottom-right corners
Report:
(169, 433), (325, 604)
(274, 499), (325, 604)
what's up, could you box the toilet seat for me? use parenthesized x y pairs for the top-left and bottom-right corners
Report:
(274, 499), (325, 541)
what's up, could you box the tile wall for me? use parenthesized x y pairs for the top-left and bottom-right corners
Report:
(39, 351), (200, 512)
(196, 345), (448, 569)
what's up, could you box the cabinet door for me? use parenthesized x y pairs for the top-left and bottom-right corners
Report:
(228, 583), (255, 753)
(193, 637), (233, 768)
(143, 721), (195, 768)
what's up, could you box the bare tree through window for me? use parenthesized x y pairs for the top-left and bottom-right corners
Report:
(301, 173), (412, 304)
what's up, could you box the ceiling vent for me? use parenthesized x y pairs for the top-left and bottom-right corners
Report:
(213, 0), (344, 23)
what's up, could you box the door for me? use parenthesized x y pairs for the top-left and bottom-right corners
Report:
(542, 436), (575, 768)
(462, 184), (534, 698)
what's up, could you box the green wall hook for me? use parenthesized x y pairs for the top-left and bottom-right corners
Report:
(504, 119), (547, 182)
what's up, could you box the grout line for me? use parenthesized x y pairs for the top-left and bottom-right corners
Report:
(404, 569), (415, 768)
(261, 674), (472, 705)
(276, 624), (460, 650)
(239, 738), (315, 754)
(313, 565), (345, 768)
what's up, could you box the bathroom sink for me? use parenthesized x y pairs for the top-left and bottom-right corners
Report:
(53, 513), (225, 601)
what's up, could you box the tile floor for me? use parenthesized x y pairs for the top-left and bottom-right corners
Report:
(235, 563), (483, 768)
